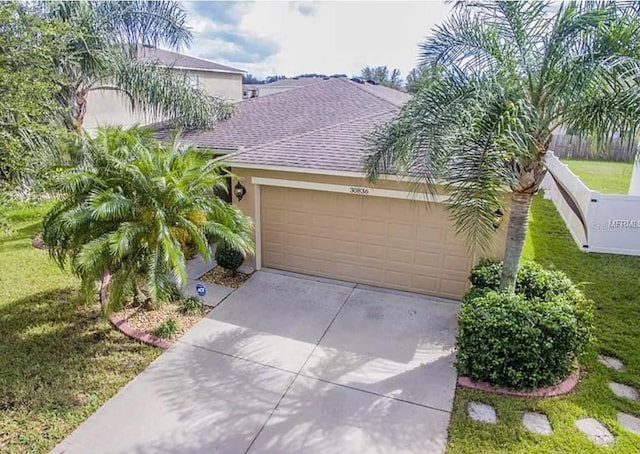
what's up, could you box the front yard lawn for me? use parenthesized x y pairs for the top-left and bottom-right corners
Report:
(0, 204), (160, 454)
(447, 194), (640, 453)
(562, 159), (633, 194)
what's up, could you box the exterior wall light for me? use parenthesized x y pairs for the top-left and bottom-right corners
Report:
(234, 182), (247, 201)
(493, 208), (504, 229)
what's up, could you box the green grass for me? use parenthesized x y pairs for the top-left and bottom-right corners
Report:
(0, 204), (160, 454)
(447, 195), (640, 453)
(562, 159), (634, 194)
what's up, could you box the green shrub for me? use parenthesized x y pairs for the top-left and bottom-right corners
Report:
(178, 296), (204, 316)
(215, 243), (245, 272)
(469, 260), (574, 300)
(153, 319), (179, 339)
(456, 291), (591, 389)
(469, 259), (502, 289)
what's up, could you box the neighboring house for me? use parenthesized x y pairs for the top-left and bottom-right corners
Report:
(174, 77), (507, 299)
(84, 46), (244, 131)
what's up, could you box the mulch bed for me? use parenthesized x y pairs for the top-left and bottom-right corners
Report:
(199, 266), (252, 288)
(115, 302), (211, 343)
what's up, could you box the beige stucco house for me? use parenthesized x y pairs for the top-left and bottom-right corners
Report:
(84, 46), (244, 131)
(174, 77), (507, 299)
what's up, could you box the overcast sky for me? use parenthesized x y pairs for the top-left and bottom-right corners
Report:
(182, 1), (450, 79)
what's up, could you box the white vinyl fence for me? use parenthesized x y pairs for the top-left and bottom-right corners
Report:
(543, 152), (640, 256)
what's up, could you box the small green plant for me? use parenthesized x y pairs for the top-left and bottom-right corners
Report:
(153, 319), (179, 339)
(178, 296), (204, 316)
(215, 243), (245, 273)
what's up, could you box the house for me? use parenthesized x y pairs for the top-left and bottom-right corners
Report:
(84, 46), (245, 131)
(178, 77), (507, 299)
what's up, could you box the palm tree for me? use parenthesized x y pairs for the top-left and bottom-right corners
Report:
(44, 1), (231, 130)
(365, 1), (640, 291)
(42, 127), (253, 312)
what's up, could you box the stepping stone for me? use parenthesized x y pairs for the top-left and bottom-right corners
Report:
(609, 382), (638, 401)
(598, 355), (625, 371)
(467, 402), (497, 424)
(575, 418), (615, 445)
(522, 412), (552, 435)
(617, 412), (640, 435)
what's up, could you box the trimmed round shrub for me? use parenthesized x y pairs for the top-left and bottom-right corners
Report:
(456, 291), (591, 389)
(469, 260), (574, 301)
(215, 244), (245, 272)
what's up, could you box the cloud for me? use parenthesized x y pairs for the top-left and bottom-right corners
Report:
(183, 1), (279, 65)
(289, 1), (317, 17)
(184, 1), (251, 26)
(182, 1), (451, 78)
(199, 30), (279, 63)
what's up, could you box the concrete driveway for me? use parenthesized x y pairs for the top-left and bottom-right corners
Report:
(51, 270), (459, 454)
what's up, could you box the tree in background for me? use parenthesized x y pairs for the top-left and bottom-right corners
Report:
(44, 1), (231, 130)
(0, 3), (71, 186)
(365, 1), (640, 290)
(405, 66), (425, 93)
(243, 73), (264, 84)
(360, 66), (403, 89)
(265, 75), (287, 84)
(43, 127), (254, 312)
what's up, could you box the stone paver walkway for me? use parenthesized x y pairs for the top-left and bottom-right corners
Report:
(609, 382), (638, 401)
(575, 418), (615, 446)
(467, 402), (497, 424)
(522, 412), (552, 435)
(598, 355), (625, 371)
(463, 353), (640, 447)
(618, 412), (640, 436)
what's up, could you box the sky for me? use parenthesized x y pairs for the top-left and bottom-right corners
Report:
(182, 1), (451, 79)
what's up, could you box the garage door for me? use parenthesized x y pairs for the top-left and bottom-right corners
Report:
(260, 186), (476, 299)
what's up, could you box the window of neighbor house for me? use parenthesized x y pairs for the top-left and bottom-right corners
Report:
(188, 74), (200, 88)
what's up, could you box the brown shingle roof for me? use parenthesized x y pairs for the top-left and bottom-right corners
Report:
(170, 77), (410, 173)
(137, 46), (244, 74)
(231, 111), (397, 173)
(243, 77), (327, 91)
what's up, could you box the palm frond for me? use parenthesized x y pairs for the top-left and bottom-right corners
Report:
(110, 57), (233, 128)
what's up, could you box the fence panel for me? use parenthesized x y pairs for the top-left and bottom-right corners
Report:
(544, 152), (640, 256)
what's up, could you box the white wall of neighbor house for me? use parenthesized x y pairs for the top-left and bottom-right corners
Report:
(83, 69), (243, 131)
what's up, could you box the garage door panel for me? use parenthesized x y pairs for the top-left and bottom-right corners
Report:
(261, 186), (474, 298)
(361, 197), (389, 214)
(359, 243), (386, 260)
(387, 247), (414, 264)
(443, 255), (473, 273)
(360, 219), (386, 235)
(388, 222), (416, 239)
(417, 225), (446, 243)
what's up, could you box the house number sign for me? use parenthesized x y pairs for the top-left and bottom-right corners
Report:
(349, 187), (370, 195)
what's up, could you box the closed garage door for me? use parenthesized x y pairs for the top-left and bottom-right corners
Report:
(260, 185), (476, 299)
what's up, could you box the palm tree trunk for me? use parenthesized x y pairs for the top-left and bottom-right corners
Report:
(100, 270), (111, 312)
(499, 191), (534, 292)
(73, 88), (89, 129)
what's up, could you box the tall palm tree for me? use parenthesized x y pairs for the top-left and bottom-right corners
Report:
(44, 1), (231, 130)
(42, 127), (253, 312)
(365, 1), (640, 291)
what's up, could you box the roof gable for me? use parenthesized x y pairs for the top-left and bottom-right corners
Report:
(137, 46), (244, 74)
